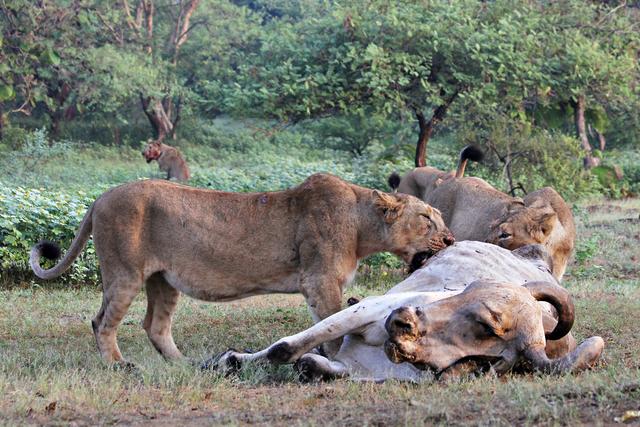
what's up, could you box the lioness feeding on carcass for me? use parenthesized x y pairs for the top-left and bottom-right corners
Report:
(389, 146), (576, 280)
(210, 242), (603, 382)
(30, 173), (454, 364)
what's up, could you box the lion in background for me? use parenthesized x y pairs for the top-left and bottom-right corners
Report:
(388, 145), (487, 199)
(389, 146), (575, 280)
(142, 140), (190, 182)
(30, 173), (454, 364)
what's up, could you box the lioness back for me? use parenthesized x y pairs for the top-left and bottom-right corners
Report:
(92, 176), (356, 294)
(424, 177), (515, 241)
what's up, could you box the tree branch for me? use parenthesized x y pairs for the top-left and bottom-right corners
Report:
(170, 0), (201, 64)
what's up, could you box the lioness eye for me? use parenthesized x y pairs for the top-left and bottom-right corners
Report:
(499, 232), (511, 239)
(480, 322), (498, 338)
(420, 214), (433, 225)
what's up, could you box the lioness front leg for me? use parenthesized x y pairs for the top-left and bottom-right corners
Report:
(298, 243), (357, 355)
(299, 271), (349, 357)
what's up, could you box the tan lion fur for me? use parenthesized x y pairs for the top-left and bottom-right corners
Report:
(391, 155), (575, 281)
(395, 166), (492, 200)
(30, 173), (454, 363)
(142, 141), (190, 182)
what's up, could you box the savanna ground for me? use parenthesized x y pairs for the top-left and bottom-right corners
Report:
(0, 140), (639, 426)
(0, 200), (638, 426)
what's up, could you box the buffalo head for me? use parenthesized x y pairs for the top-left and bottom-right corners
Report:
(384, 280), (603, 379)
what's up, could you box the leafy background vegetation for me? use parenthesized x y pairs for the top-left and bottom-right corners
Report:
(1, 0), (639, 283)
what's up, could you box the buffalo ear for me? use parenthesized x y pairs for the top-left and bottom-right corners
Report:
(373, 190), (406, 223)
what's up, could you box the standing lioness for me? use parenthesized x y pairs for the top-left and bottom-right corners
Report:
(30, 174), (454, 364)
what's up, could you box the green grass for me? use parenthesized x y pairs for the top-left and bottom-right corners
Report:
(1, 197), (639, 425)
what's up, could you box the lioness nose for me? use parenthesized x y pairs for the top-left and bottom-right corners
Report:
(443, 233), (455, 246)
(385, 307), (419, 337)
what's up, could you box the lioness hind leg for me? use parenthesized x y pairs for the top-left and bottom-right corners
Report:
(92, 277), (141, 363)
(143, 273), (183, 360)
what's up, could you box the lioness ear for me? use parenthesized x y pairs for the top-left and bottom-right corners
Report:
(537, 212), (557, 237)
(373, 190), (406, 223)
(507, 199), (525, 213)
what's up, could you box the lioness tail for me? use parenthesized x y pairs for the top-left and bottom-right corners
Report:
(30, 203), (95, 280)
(388, 172), (401, 191)
(455, 145), (484, 178)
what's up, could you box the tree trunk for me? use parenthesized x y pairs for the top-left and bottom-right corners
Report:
(414, 111), (428, 167)
(46, 81), (73, 142)
(588, 123), (607, 153)
(595, 128), (606, 152)
(574, 95), (600, 169)
(130, 0), (200, 142)
(113, 125), (121, 146)
(49, 111), (62, 142)
(413, 91), (459, 168)
(140, 95), (177, 142)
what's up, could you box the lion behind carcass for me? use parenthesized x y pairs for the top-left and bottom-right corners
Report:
(389, 146), (575, 280)
(30, 173), (454, 364)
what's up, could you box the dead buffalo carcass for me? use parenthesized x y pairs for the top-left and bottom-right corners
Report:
(207, 241), (603, 381)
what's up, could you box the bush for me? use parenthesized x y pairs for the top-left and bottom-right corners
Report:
(601, 149), (640, 196)
(0, 185), (100, 285)
(453, 110), (603, 200)
(4, 128), (74, 172)
(303, 112), (404, 157)
(0, 125), (31, 151)
(514, 132), (603, 200)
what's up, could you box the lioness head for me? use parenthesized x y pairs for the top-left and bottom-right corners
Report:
(373, 191), (454, 270)
(142, 141), (162, 163)
(486, 201), (557, 251)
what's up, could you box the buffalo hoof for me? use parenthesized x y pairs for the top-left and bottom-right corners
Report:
(201, 349), (242, 375)
(112, 360), (141, 377)
(347, 297), (360, 306)
(266, 341), (296, 364)
(294, 356), (332, 383)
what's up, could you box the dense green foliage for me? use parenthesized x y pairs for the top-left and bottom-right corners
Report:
(0, 185), (98, 284)
(1, 1), (638, 149)
(1, 1), (639, 284)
